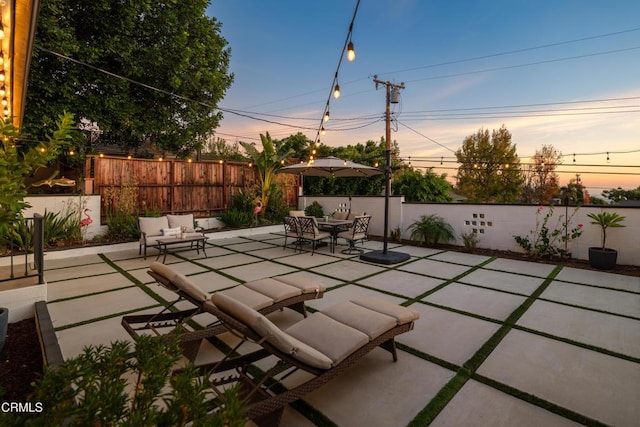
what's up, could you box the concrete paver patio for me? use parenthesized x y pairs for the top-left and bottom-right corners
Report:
(42, 231), (640, 426)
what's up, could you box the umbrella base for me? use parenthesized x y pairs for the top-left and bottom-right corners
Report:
(360, 250), (410, 265)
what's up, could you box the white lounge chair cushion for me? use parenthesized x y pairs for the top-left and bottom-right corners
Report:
(321, 301), (397, 340)
(351, 297), (420, 325)
(211, 294), (333, 370)
(167, 214), (196, 233)
(244, 278), (302, 302)
(139, 217), (170, 238)
(172, 273), (209, 303)
(150, 262), (178, 282)
(219, 285), (274, 311)
(286, 313), (369, 366)
(273, 274), (326, 294)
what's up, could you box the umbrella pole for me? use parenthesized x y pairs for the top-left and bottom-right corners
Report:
(382, 148), (391, 254)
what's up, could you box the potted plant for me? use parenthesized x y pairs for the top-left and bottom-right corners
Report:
(586, 211), (626, 270)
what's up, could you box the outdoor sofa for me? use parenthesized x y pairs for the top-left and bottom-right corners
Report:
(138, 214), (203, 259)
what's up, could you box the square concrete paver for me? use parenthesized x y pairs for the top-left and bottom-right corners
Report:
(461, 269), (544, 295)
(274, 270), (344, 289)
(392, 245), (442, 257)
(399, 259), (472, 280)
(555, 267), (640, 292)
(244, 247), (296, 260)
(45, 262), (117, 282)
(221, 261), (297, 282)
(56, 315), (135, 359)
(542, 281), (640, 317)
(224, 241), (276, 252)
(424, 283), (526, 320)
(197, 253), (262, 269)
(48, 287), (157, 328)
(185, 270), (241, 293)
(400, 303), (501, 365)
(277, 252), (340, 269)
(289, 350), (455, 427)
(46, 254), (104, 268)
(431, 379), (582, 427)
(517, 300), (640, 358)
(429, 251), (491, 266)
(357, 270), (445, 298)
(311, 259), (387, 282)
(48, 272), (133, 301)
(478, 329), (640, 427)
(483, 258), (557, 277)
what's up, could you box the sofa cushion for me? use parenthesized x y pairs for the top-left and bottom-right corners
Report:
(139, 217), (169, 237)
(167, 214), (196, 232)
(162, 227), (181, 236)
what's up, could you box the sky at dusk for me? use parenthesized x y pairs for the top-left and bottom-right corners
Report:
(205, 1), (640, 195)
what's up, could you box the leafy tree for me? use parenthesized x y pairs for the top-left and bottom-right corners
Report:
(557, 180), (588, 205)
(392, 167), (453, 202)
(522, 144), (562, 204)
(240, 133), (291, 215)
(0, 113), (75, 226)
(455, 126), (523, 203)
(200, 136), (248, 161)
(25, 0), (233, 157)
(602, 186), (640, 203)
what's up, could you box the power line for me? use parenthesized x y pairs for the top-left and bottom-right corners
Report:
(377, 26), (640, 76)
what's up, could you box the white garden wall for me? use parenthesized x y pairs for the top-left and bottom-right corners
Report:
(299, 196), (640, 266)
(23, 195), (104, 239)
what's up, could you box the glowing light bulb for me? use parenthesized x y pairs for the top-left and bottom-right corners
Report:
(333, 84), (340, 99)
(347, 41), (355, 61)
(321, 126), (326, 136)
(323, 111), (330, 122)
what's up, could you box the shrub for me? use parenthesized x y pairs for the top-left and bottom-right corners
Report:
(461, 231), (480, 251)
(220, 209), (253, 228)
(0, 334), (246, 426)
(407, 214), (455, 246)
(513, 205), (583, 259)
(304, 201), (324, 218)
(103, 180), (140, 241)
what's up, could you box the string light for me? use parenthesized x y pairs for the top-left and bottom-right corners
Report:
(347, 41), (355, 62)
(127, 155), (132, 160)
(323, 110), (330, 122)
(321, 126), (326, 135)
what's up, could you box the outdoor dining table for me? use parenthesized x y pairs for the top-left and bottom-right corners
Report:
(316, 218), (353, 253)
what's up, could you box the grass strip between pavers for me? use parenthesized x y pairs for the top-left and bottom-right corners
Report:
(408, 264), (565, 426)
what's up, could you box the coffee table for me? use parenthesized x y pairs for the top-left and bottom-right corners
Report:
(155, 235), (208, 263)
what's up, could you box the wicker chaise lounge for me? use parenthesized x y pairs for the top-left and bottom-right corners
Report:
(121, 262), (325, 360)
(198, 292), (420, 426)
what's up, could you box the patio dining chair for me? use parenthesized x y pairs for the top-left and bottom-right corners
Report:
(337, 215), (371, 254)
(282, 215), (301, 252)
(297, 216), (332, 255)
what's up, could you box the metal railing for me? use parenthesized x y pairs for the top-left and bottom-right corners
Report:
(0, 214), (45, 284)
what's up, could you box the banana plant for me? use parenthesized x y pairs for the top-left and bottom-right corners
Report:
(239, 133), (291, 215)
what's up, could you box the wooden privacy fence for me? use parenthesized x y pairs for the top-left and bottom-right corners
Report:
(85, 156), (299, 223)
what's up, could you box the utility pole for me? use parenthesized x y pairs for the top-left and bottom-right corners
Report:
(360, 76), (410, 265)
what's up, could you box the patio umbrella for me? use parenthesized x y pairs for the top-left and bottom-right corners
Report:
(277, 156), (382, 178)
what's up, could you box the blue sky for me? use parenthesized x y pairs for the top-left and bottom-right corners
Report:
(205, 1), (640, 193)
